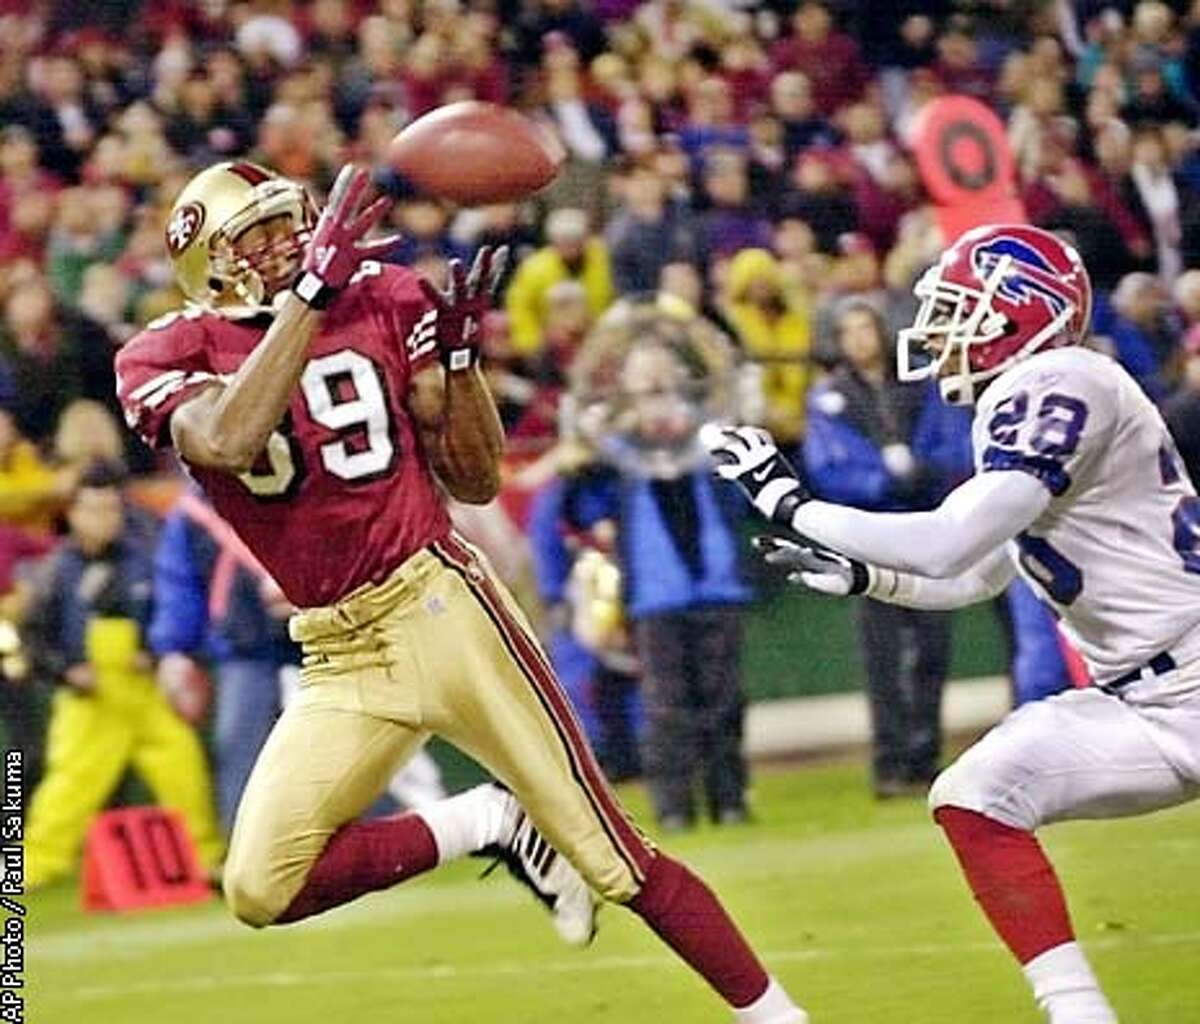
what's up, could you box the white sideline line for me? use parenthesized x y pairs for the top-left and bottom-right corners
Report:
(46, 930), (1200, 1003)
(745, 676), (1011, 758)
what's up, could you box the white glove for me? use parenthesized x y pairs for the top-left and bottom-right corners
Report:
(699, 423), (809, 524)
(753, 535), (872, 596)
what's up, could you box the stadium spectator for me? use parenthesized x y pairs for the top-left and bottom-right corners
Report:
(1174, 267), (1200, 331)
(25, 53), (100, 183)
(0, 398), (71, 535)
(148, 489), (295, 832)
(53, 397), (150, 482)
(721, 248), (812, 453)
(0, 520), (55, 802)
(388, 197), (469, 268)
(512, 0), (609, 72)
(527, 475), (643, 783)
(769, 1), (868, 118)
(696, 148), (772, 266)
(506, 207), (613, 356)
(768, 72), (835, 164)
(1107, 271), (1177, 401)
(164, 70), (255, 163)
(46, 186), (127, 307)
(633, 0), (724, 66)
(561, 312), (752, 828)
(1165, 323), (1200, 485)
(606, 162), (700, 296)
(1130, 124), (1188, 283)
(777, 151), (858, 254)
(0, 275), (118, 444)
(931, 15), (994, 102)
(803, 301), (972, 797)
(22, 461), (221, 888)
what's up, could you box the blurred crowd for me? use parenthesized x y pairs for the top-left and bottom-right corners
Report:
(8, 0), (1200, 870)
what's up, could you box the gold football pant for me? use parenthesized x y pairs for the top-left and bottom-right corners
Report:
(223, 534), (654, 926)
(24, 660), (222, 887)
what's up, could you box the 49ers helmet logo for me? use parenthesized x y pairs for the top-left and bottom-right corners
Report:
(166, 202), (206, 256)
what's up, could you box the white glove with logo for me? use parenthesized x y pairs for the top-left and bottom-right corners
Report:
(753, 535), (872, 596)
(700, 423), (809, 525)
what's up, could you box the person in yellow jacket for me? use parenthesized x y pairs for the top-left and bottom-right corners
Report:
(23, 461), (221, 887)
(720, 247), (814, 449)
(506, 207), (614, 357)
(0, 402), (74, 534)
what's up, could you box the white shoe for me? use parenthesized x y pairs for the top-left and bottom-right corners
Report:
(475, 785), (597, 947)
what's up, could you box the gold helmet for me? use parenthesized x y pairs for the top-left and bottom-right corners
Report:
(164, 160), (316, 312)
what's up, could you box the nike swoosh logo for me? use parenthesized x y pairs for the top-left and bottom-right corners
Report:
(751, 464), (773, 483)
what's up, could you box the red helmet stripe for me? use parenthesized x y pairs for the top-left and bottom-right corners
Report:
(227, 162), (272, 185)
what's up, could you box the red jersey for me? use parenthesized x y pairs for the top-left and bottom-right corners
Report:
(116, 262), (451, 608)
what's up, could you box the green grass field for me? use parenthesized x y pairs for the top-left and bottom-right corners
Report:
(29, 758), (1200, 1023)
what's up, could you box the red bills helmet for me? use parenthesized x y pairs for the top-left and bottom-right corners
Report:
(897, 224), (1092, 405)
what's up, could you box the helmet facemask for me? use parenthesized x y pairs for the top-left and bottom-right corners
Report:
(207, 180), (315, 313)
(897, 254), (1076, 405)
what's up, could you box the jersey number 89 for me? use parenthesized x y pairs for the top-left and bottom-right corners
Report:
(239, 349), (395, 499)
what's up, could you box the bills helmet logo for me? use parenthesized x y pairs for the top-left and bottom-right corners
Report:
(166, 202), (206, 256)
(970, 235), (1072, 318)
(897, 224), (1093, 405)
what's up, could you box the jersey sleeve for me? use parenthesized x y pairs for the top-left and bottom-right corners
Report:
(115, 312), (221, 449)
(370, 262), (440, 374)
(973, 355), (1118, 498)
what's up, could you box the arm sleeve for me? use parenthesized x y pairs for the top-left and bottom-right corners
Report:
(865, 544), (1017, 610)
(791, 470), (1050, 577)
(377, 264), (441, 375)
(793, 354), (1119, 577)
(115, 314), (219, 450)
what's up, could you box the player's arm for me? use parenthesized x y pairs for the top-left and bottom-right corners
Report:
(758, 535), (1017, 610)
(702, 424), (1050, 578)
(410, 247), (509, 504)
(410, 363), (504, 503)
(171, 299), (322, 471)
(791, 471), (1047, 577)
(172, 166), (395, 471)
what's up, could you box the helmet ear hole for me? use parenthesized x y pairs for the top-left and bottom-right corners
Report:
(209, 279), (224, 293)
(1001, 317), (1018, 336)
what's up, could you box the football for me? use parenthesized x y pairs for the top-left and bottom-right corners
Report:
(383, 101), (565, 206)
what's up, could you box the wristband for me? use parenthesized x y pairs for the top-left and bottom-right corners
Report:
(293, 270), (338, 311)
(442, 347), (479, 372)
(847, 559), (871, 595)
(772, 489), (808, 527)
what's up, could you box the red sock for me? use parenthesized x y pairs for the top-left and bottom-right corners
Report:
(276, 813), (440, 924)
(627, 853), (770, 1008)
(935, 806), (1074, 963)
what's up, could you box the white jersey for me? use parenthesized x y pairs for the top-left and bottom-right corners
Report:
(972, 346), (1200, 682)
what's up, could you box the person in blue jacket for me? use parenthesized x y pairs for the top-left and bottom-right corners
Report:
(526, 468), (643, 783)
(545, 334), (753, 830)
(148, 489), (296, 833)
(804, 300), (973, 796)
